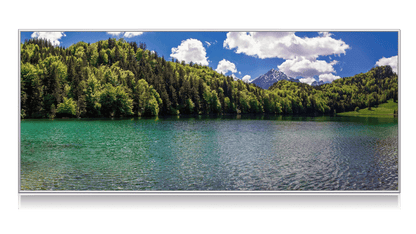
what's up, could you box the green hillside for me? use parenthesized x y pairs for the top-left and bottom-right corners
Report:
(337, 99), (398, 117)
(20, 37), (399, 119)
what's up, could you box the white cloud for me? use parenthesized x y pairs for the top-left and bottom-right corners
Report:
(318, 32), (333, 37)
(124, 32), (143, 38)
(107, 32), (124, 36)
(242, 75), (251, 83)
(31, 32), (66, 46)
(318, 73), (341, 83)
(224, 32), (349, 84)
(205, 41), (211, 47)
(375, 55), (398, 73)
(107, 32), (143, 38)
(170, 38), (209, 66)
(278, 57), (338, 78)
(215, 59), (237, 74)
(224, 32), (349, 60)
(299, 77), (317, 85)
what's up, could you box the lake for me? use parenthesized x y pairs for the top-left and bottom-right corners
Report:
(20, 115), (399, 191)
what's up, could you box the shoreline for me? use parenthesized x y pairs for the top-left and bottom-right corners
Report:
(20, 113), (399, 121)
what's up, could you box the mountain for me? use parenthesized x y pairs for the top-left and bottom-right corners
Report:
(251, 69), (299, 89)
(311, 80), (324, 86)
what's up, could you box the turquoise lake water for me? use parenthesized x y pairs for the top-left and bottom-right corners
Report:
(20, 115), (398, 191)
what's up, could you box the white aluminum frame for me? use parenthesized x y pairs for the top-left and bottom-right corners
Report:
(15, 26), (404, 212)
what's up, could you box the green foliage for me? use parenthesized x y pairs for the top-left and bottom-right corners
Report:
(50, 104), (56, 119)
(144, 97), (160, 116)
(210, 90), (221, 114)
(99, 84), (133, 117)
(57, 97), (77, 117)
(84, 73), (102, 117)
(20, 38), (398, 119)
(132, 79), (162, 116)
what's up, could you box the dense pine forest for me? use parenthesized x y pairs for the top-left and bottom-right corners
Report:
(20, 38), (398, 119)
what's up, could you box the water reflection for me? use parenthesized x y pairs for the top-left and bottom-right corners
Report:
(20, 115), (398, 191)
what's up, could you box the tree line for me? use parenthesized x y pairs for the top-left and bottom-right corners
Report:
(20, 38), (398, 119)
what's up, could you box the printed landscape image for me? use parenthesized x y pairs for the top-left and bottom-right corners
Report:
(20, 31), (399, 191)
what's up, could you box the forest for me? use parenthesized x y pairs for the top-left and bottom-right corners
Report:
(20, 38), (399, 119)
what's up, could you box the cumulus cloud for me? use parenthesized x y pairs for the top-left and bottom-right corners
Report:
(215, 59), (237, 74)
(297, 71), (341, 85)
(224, 31), (349, 84)
(319, 73), (341, 83)
(299, 77), (317, 85)
(31, 32), (66, 46)
(170, 38), (209, 66)
(375, 55), (398, 73)
(278, 57), (338, 78)
(223, 32), (349, 60)
(242, 75), (251, 83)
(318, 32), (333, 37)
(124, 32), (143, 38)
(107, 32), (143, 38)
(107, 32), (124, 36)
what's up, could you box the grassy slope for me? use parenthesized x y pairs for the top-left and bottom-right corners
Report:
(337, 99), (398, 117)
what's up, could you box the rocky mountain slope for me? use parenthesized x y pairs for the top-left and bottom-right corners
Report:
(311, 80), (324, 86)
(251, 69), (299, 89)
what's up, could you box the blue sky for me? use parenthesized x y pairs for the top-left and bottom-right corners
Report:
(21, 31), (398, 85)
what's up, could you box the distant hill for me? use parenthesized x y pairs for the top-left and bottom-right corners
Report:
(251, 69), (299, 89)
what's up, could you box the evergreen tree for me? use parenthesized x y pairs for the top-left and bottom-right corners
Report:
(20, 38), (398, 119)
